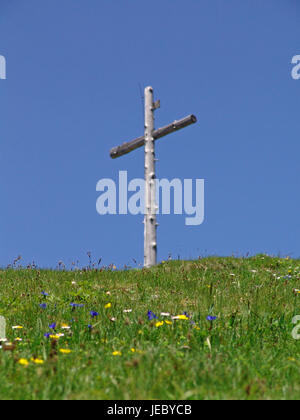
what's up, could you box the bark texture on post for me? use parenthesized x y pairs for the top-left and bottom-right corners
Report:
(144, 86), (157, 268)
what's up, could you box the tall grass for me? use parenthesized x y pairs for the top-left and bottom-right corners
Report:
(0, 255), (299, 400)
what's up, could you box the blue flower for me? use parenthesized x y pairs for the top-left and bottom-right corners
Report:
(88, 325), (93, 330)
(206, 316), (217, 322)
(49, 323), (56, 330)
(147, 311), (158, 320)
(41, 291), (49, 297)
(70, 303), (85, 309)
(44, 333), (51, 338)
(90, 311), (99, 318)
(39, 303), (47, 309)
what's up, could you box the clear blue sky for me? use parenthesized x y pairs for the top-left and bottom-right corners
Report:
(0, 0), (299, 268)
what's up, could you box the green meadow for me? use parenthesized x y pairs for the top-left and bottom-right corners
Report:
(0, 255), (300, 400)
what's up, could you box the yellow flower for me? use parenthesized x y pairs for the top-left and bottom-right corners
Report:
(105, 303), (112, 309)
(165, 320), (172, 325)
(15, 337), (23, 342)
(59, 349), (72, 354)
(61, 324), (71, 330)
(50, 335), (62, 340)
(155, 321), (164, 327)
(18, 358), (29, 366)
(12, 326), (23, 330)
(172, 315), (189, 321)
(31, 358), (44, 365)
(112, 351), (122, 356)
(130, 348), (136, 353)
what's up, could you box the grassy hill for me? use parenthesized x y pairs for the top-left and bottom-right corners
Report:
(0, 255), (299, 400)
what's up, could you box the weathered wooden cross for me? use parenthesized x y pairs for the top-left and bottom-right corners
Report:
(110, 86), (197, 268)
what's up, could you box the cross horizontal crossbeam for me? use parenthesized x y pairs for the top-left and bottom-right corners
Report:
(110, 114), (197, 159)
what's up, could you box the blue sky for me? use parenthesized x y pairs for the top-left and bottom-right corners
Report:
(0, 0), (299, 268)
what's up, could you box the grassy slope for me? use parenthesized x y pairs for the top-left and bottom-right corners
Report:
(0, 255), (300, 400)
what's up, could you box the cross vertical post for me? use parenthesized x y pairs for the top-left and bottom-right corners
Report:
(109, 86), (197, 269)
(144, 86), (157, 268)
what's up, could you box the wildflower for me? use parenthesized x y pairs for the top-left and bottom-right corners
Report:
(15, 338), (23, 342)
(70, 303), (84, 309)
(155, 321), (164, 327)
(123, 309), (132, 313)
(50, 335), (62, 340)
(87, 325), (93, 330)
(59, 349), (72, 354)
(44, 333), (51, 338)
(39, 303), (47, 309)
(130, 348), (136, 353)
(48, 323), (56, 330)
(293, 289), (300, 295)
(90, 311), (99, 318)
(112, 351), (122, 356)
(31, 358), (44, 365)
(147, 311), (158, 320)
(160, 312), (170, 317)
(61, 324), (71, 330)
(206, 316), (217, 322)
(18, 359), (29, 366)
(51, 333), (64, 339)
(165, 320), (172, 325)
(172, 315), (189, 321)
(41, 291), (49, 297)
(105, 303), (112, 309)
(12, 326), (23, 330)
